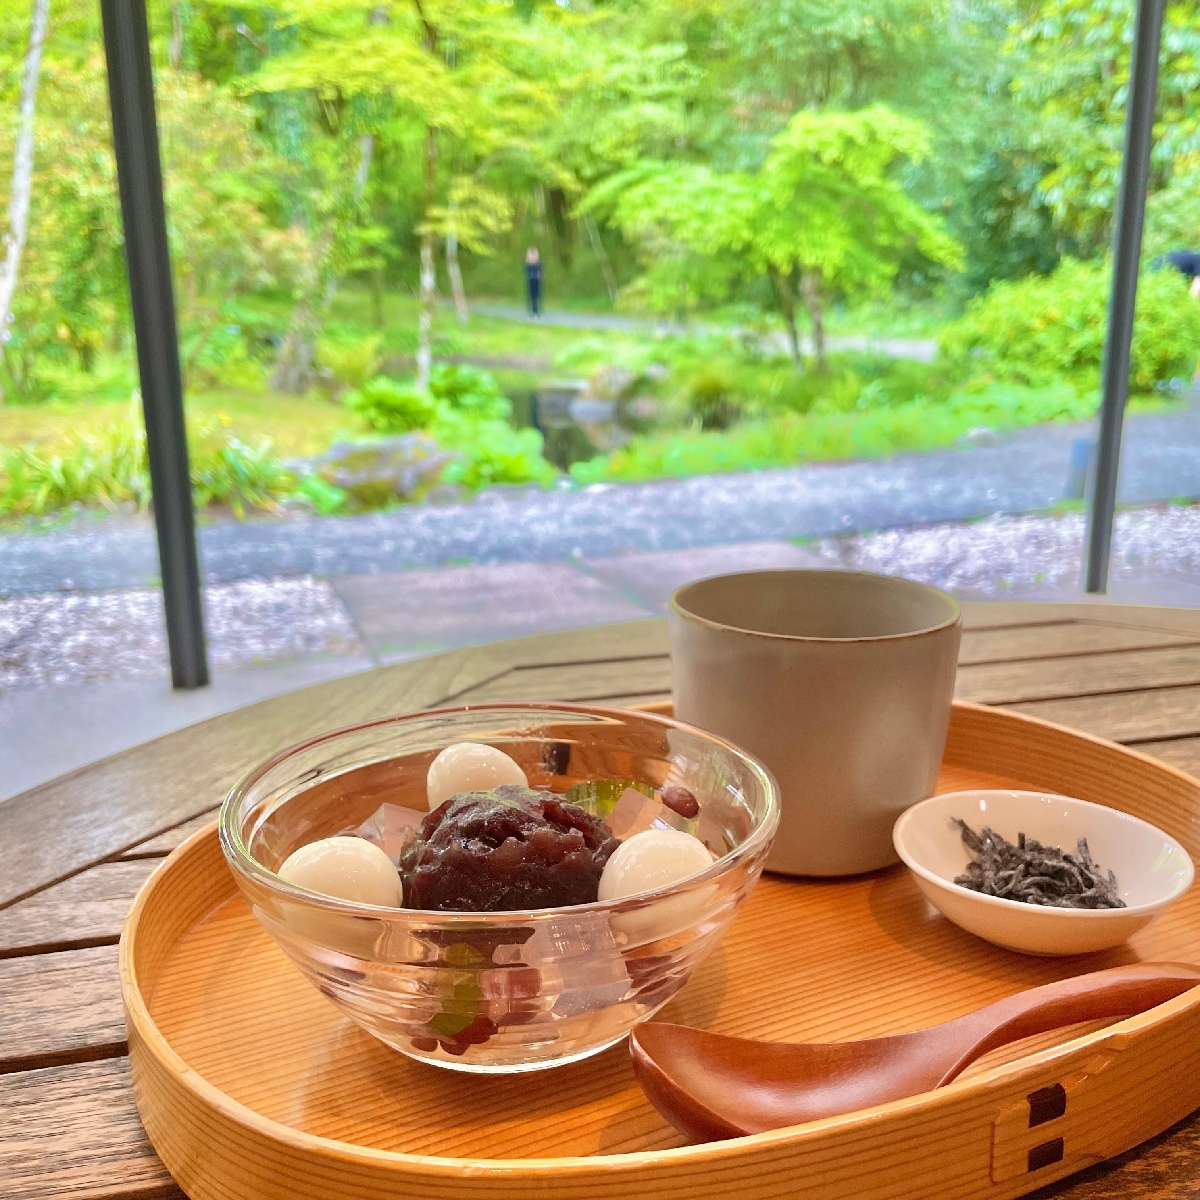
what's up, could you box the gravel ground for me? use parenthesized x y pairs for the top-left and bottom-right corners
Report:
(5, 402), (1200, 594)
(0, 578), (363, 688)
(811, 505), (1200, 595)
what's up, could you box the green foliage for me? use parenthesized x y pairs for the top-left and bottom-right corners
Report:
(317, 334), (384, 389)
(0, 411), (293, 517)
(586, 106), (962, 344)
(428, 363), (512, 420)
(338, 367), (551, 493)
(570, 381), (1095, 484)
(437, 414), (556, 490)
(189, 435), (293, 516)
(1006, 0), (1200, 247)
(0, 422), (150, 515)
(942, 258), (1200, 393)
(681, 366), (741, 430)
(294, 473), (349, 515)
(344, 376), (438, 433)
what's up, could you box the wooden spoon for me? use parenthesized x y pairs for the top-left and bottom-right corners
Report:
(631, 961), (1200, 1143)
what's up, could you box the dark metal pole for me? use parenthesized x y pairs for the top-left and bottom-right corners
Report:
(100, 0), (209, 686)
(1084, 0), (1166, 593)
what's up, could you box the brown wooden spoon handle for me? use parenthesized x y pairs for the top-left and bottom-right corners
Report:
(934, 962), (1200, 1086)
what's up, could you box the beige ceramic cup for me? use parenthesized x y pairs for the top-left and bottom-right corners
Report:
(669, 570), (961, 876)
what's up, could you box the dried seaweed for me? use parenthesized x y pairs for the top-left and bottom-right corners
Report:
(952, 820), (1125, 909)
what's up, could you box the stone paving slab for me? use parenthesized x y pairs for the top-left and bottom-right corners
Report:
(580, 541), (825, 611)
(332, 561), (653, 664)
(0, 652), (375, 804)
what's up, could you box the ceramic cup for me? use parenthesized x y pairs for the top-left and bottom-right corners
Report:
(669, 570), (961, 876)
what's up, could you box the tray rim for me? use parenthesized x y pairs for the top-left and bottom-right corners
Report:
(119, 698), (1200, 1182)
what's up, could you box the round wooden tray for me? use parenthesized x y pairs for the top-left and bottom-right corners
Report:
(120, 701), (1200, 1200)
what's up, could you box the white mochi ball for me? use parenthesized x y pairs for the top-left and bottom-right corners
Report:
(598, 828), (714, 902)
(426, 742), (528, 810)
(278, 836), (403, 907)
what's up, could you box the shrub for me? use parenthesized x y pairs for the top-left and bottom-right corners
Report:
(941, 257), (1200, 393)
(0, 413), (293, 517)
(338, 368), (552, 496)
(0, 422), (150, 514)
(682, 367), (741, 430)
(317, 334), (383, 390)
(345, 377), (438, 433)
(190, 435), (293, 516)
(428, 364), (511, 420)
(570, 381), (1094, 483)
(434, 410), (556, 490)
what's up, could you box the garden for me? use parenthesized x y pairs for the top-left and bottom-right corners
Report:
(2, 0), (1200, 522)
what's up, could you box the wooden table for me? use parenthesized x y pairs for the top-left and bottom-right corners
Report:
(5, 600), (1200, 1200)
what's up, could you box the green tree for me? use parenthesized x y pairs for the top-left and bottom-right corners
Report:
(1008, 0), (1200, 249)
(247, 0), (566, 386)
(588, 105), (961, 364)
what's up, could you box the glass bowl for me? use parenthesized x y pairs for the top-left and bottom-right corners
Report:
(219, 703), (779, 1073)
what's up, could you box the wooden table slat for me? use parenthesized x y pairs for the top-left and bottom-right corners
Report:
(1012, 685), (1200, 745)
(119, 811), (219, 860)
(1126, 737), (1200, 778)
(0, 860), (159, 959)
(0, 945), (125, 1073)
(455, 657), (672, 705)
(5, 601), (1200, 1200)
(957, 622), (1198, 666)
(959, 602), (1200, 636)
(0, 1058), (181, 1200)
(957, 645), (1200, 706)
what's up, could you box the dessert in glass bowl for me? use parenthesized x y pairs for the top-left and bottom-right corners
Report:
(220, 704), (778, 1072)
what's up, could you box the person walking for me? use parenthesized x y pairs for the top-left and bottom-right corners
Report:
(1155, 249), (1200, 298)
(525, 246), (542, 318)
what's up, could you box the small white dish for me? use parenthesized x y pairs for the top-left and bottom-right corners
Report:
(893, 790), (1194, 955)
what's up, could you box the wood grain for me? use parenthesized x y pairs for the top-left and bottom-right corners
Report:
(456, 656), (673, 705)
(0, 1058), (181, 1200)
(958, 646), (1200, 706)
(8, 601), (1200, 1200)
(958, 602), (1200, 637)
(118, 809), (221, 859)
(957, 623), (1197, 667)
(0, 859), (160, 959)
(0, 620), (668, 909)
(0, 944), (124, 1072)
(116, 702), (1200, 1200)
(1128, 738), (1200, 778)
(1012, 686), (1200, 744)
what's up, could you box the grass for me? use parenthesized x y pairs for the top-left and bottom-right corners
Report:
(0, 390), (351, 458)
(568, 382), (1108, 483)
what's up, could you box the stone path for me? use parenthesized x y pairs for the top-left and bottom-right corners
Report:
(4, 401), (1200, 596)
(470, 303), (939, 362)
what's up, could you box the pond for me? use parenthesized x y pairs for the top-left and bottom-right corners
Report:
(509, 383), (657, 471)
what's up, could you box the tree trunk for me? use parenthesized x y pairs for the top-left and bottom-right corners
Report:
(371, 267), (385, 329)
(169, 2), (184, 68)
(799, 269), (826, 368)
(416, 124), (438, 389)
(446, 229), (468, 323)
(0, 0), (50, 401)
(769, 266), (802, 366)
(583, 212), (618, 306)
(269, 8), (383, 393)
(270, 224), (331, 393)
(546, 186), (574, 270)
(269, 127), (373, 394)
